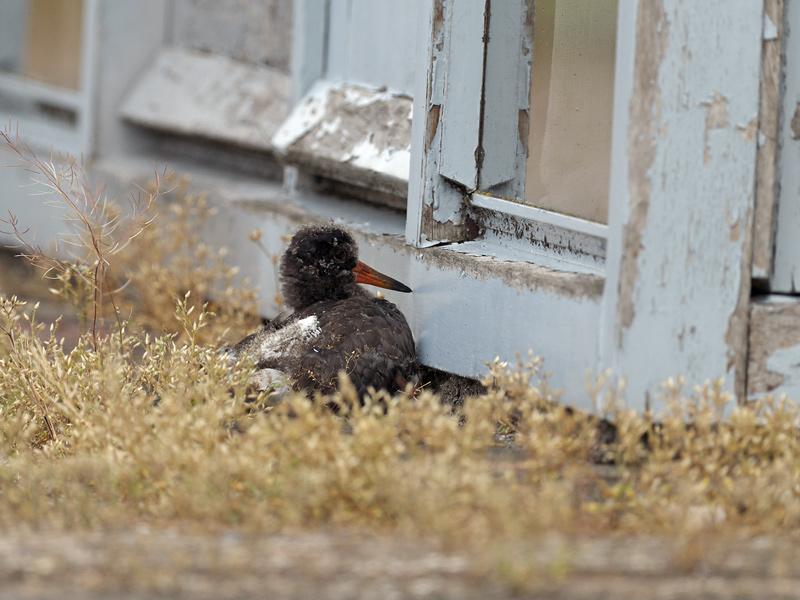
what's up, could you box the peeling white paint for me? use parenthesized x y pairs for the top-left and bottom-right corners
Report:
(316, 115), (342, 138)
(271, 80), (412, 194)
(763, 13), (779, 41)
(437, 1), (486, 189)
(343, 85), (395, 107)
(272, 80), (334, 153)
(347, 138), (411, 181)
(602, 0), (762, 407)
(770, 1), (800, 291)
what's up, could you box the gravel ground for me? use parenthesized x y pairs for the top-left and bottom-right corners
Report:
(1, 529), (798, 600)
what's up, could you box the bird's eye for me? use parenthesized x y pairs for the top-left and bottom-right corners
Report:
(333, 246), (347, 261)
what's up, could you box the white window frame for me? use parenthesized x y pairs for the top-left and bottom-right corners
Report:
(762, 0), (800, 292)
(275, 0), (421, 206)
(0, 0), (100, 156)
(406, 0), (609, 273)
(407, 0), (764, 406)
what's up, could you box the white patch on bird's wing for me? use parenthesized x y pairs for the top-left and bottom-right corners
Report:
(257, 315), (321, 362)
(250, 368), (291, 394)
(296, 315), (321, 336)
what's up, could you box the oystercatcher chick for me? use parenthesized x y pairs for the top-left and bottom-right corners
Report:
(225, 225), (417, 399)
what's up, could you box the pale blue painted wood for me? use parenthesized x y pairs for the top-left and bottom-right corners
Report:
(93, 1), (168, 156)
(291, 0), (328, 102)
(0, 0), (26, 73)
(770, 0), (800, 292)
(602, 0), (763, 406)
(171, 0), (293, 71)
(437, 0), (486, 189)
(479, 0), (527, 189)
(325, 0), (423, 95)
(407, 0), (475, 246)
(405, 0), (436, 246)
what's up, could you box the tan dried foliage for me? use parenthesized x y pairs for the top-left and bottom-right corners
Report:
(0, 133), (799, 585)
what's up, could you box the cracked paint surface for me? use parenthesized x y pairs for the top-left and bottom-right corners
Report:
(272, 81), (412, 195)
(791, 102), (800, 140)
(606, 0), (762, 406)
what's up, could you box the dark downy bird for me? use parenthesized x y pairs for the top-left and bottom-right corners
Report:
(225, 225), (417, 398)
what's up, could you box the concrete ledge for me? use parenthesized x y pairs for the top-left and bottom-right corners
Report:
(272, 81), (412, 198)
(121, 47), (290, 153)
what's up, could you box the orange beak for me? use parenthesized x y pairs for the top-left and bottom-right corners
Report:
(353, 261), (412, 293)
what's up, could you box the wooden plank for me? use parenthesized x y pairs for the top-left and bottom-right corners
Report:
(406, 0), (476, 246)
(405, 0), (439, 246)
(469, 191), (608, 273)
(600, 0), (763, 407)
(478, 0), (530, 191)
(171, 0), (293, 72)
(272, 81), (412, 197)
(769, 0), (800, 291)
(290, 0), (328, 102)
(0, 72), (82, 111)
(77, 0), (100, 156)
(748, 296), (800, 400)
(0, 1), (26, 72)
(120, 47), (290, 153)
(324, 0), (424, 96)
(752, 0), (785, 281)
(93, 1), (169, 156)
(437, 0), (486, 189)
(471, 192), (607, 239)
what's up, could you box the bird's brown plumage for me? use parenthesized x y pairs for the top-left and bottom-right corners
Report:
(226, 225), (417, 398)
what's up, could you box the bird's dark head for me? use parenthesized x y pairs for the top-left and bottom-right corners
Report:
(280, 225), (412, 310)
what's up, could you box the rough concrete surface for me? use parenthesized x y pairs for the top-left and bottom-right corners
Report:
(0, 529), (799, 600)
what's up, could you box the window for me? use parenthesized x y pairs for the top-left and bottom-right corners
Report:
(119, 0), (292, 175)
(120, 0), (422, 208)
(273, 0), (424, 209)
(0, 0), (98, 155)
(8, 0), (83, 89)
(524, 0), (617, 224)
(408, 0), (617, 271)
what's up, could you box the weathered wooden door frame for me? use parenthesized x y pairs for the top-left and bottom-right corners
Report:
(600, 0), (762, 406)
(407, 0), (764, 408)
(762, 0), (800, 293)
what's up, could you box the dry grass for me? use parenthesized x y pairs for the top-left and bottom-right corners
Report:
(1, 134), (799, 589)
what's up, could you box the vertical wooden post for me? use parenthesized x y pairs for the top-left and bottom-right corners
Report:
(406, 0), (482, 247)
(93, 1), (169, 156)
(600, 0), (763, 407)
(769, 0), (800, 292)
(291, 0), (329, 103)
(751, 0), (785, 281)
